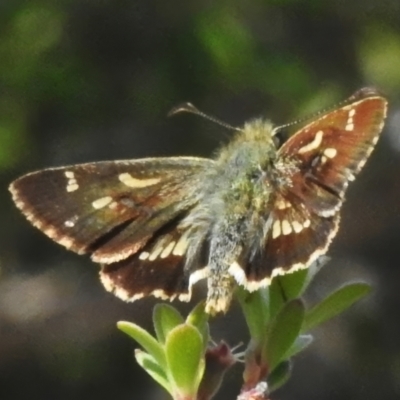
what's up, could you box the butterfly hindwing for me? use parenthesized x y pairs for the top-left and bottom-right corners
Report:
(100, 224), (198, 302)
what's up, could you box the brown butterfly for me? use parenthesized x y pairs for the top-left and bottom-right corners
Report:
(9, 88), (387, 314)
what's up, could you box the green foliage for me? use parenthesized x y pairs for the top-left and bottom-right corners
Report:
(153, 304), (185, 344)
(135, 350), (171, 394)
(117, 321), (166, 370)
(263, 299), (305, 372)
(302, 282), (372, 332)
(119, 303), (228, 400)
(359, 23), (400, 93)
(120, 261), (371, 399)
(267, 360), (291, 393)
(165, 324), (205, 398)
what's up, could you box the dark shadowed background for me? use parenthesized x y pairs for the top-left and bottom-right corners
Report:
(1, 1), (400, 399)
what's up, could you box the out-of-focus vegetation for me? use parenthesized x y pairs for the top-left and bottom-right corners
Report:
(1, 1), (400, 400)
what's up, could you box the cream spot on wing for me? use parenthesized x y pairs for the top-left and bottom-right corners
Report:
(345, 109), (356, 131)
(347, 172), (355, 181)
(119, 173), (160, 188)
(372, 136), (379, 145)
(272, 220), (281, 239)
(276, 199), (291, 210)
(160, 241), (176, 259)
(298, 130), (324, 154)
(173, 231), (190, 256)
(109, 201), (118, 209)
(66, 182), (79, 192)
(92, 196), (113, 209)
(323, 148), (337, 159)
(152, 289), (170, 300)
(320, 155), (328, 164)
(281, 220), (292, 235)
(99, 271), (114, 292)
(58, 236), (74, 248)
(178, 293), (191, 302)
(148, 243), (164, 261)
(303, 219), (311, 228)
(292, 220), (303, 233)
(65, 171), (75, 179)
(138, 251), (150, 260)
(44, 226), (57, 238)
(358, 159), (367, 169)
(64, 215), (79, 228)
(65, 171), (79, 192)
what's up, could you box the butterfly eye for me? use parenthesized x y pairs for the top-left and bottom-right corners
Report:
(272, 128), (287, 149)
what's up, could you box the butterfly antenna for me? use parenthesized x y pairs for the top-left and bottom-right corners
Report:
(272, 89), (378, 136)
(168, 102), (242, 132)
(272, 118), (304, 137)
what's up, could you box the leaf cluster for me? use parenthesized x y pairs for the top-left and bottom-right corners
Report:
(119, 258), (371, 399)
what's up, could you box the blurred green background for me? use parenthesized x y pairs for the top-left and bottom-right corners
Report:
(2, 1), (400, 399)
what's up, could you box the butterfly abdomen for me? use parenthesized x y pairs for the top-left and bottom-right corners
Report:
(195, 122), (281, 313)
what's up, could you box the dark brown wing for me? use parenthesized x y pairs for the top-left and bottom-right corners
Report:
(277, 89), (387, 217)
(100, 222), (196, 302)
(10, 157), (213, 264)
(242, 88), (387, 289)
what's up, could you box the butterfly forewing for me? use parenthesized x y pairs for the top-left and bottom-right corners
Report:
(277, 89), (387, 217)
(243, 89), (387, 287)
(10, 157), (212, 262)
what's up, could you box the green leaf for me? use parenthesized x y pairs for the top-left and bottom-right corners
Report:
(277, 269), (309, 299)
(153, 304), (184, 344)
(135, 350), (171, 395)
(236, 286), (269, 343)
(300, 256), (330, 293)
(264, 299), (305, 371)
(185, 302), (209, 349)
(268, 257), (330, 320)
(283, 334), (313, 360)
(268, 278), (287, 322)
(302, 282), (372, 332)
(278, 257), (330, 299)
(268, 360), (292, 393)
(165, 324), (205, 397)
(117, 321), (166, 369)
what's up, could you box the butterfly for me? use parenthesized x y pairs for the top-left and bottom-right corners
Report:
(9, 87), (387, 314)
